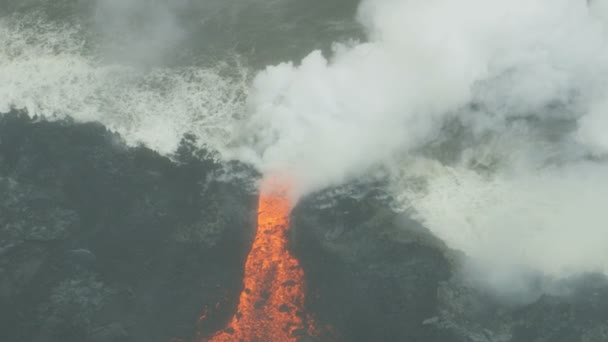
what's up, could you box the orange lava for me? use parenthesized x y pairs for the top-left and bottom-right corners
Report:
(202, 178), (313, 342)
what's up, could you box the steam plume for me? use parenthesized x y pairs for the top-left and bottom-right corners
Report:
(234, 0), (608, 288)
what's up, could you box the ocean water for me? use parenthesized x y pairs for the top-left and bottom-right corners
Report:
(2, 0), (608, 289)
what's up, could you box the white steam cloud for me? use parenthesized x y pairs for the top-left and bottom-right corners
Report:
(3, 0), (608, 294)
(239, 0), (608, 194)
(236, 0), (608, 287)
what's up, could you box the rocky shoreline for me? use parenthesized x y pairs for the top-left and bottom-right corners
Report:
(1, 111), (607, 342)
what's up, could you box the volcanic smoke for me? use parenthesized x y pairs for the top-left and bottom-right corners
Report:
(201, 178), (315, 342)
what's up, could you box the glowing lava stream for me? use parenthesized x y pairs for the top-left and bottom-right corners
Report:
(204, 178), (314, 342)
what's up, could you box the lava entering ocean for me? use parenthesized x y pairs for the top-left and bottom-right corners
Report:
(201, 178), (315, 342)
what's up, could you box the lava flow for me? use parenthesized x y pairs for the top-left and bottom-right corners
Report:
(202, 179), (314, 342)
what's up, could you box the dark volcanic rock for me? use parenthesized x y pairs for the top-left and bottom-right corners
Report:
(2, 110), (608, 342)
(429, 273), (608, 342)
(509, 274), (608, 342)
(0, 111), (257, 342)
(292, 189), (454, 342)
(291, 187), (608, 342)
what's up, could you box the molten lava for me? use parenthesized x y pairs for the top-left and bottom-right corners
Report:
(203, 179), (313, 342)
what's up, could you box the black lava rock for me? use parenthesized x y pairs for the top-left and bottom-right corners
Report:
(0, 111), (257, 342)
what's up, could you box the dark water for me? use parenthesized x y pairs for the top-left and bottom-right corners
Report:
(1, 0), (362, 67)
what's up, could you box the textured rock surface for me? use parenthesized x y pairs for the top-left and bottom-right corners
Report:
(429, 273), (608, 342)
(292, 189), (454, 342)
(1, 111), (608, 342)
(0, 111), (257, 342)
(292, 188), (608, 342)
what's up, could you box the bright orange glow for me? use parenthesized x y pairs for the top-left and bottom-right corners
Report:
(202, 178), (313, 342)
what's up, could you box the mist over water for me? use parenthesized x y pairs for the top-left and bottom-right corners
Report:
(2, 0), (608, 298)
(236, 0), (608, 294)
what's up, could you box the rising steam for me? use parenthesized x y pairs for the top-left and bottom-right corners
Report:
(235, 0), (608, 289)
(3, 0), (608, 295)
(238, 0), (608, 193)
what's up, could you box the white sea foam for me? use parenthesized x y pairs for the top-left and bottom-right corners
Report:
(0, 14), (247, 155)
